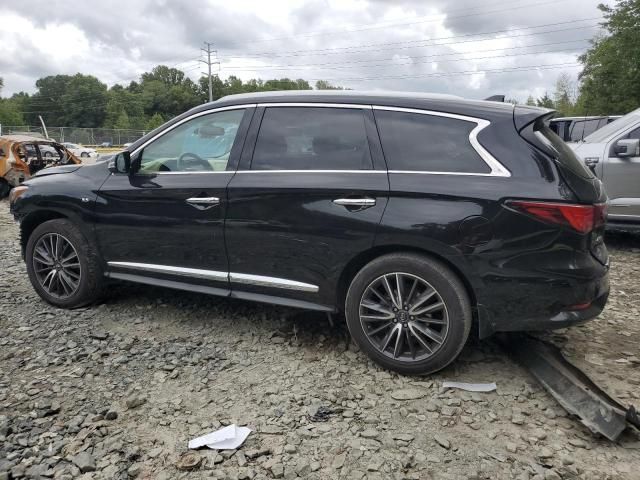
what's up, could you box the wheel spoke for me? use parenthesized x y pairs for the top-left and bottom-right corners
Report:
(393, 325), (404, 358)
(381, 276), (401, 309)
(411, 301), (444, 317)
(407, 323), (434, 353)
(409, 288), (437, 312)
(395, 273), (404, 308)
(413, 316), (447, 325)
(405, 328), (417, 359)
(411, 322), (444, 345)
(361, 301), (394, 317)
(368, 322), (394, 336)
(34, 246), (54, 265)
(380, 324), (400, 352)
(60, 251), (78, 265)
(405, 278), (418, 306)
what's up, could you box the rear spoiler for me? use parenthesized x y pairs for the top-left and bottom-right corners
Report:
(484, 95), (505, 102)
(514, 105), (555, 132)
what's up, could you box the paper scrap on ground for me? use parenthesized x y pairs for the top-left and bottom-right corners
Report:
(442, 381), (497, 392)
(188, 424), (252, 450)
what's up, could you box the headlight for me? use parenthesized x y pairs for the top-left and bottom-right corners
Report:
(9, 185), (28, 205)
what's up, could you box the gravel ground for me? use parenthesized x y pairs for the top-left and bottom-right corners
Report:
(1, 200), (639, 480)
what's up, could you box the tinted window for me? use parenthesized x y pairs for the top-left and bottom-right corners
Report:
(252, 107), (372, 170)
(374, 110), (490, 173)
(625, 126), (640, 140)
(569, 119), (600, 141)
(139, 109), (245, 173)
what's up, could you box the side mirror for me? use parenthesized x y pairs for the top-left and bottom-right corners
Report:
(108, 151), (131, 173)
(614, 138), (640, 157)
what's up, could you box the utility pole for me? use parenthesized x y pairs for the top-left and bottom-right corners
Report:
(200, 42), (219, 103)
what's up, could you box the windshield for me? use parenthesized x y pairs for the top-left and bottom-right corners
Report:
(583, 108), (640, 143)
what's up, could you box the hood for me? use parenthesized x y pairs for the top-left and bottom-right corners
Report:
(570, 141), (605, 158)
(33, 163), (83, 177)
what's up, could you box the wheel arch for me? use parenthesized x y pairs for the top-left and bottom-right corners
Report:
(336, 245), (478, 316)
(19, 210), (69, 258)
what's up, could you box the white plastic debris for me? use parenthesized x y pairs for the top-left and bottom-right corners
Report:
(188, 424), (252, 450)
(442, 381), (497, 392)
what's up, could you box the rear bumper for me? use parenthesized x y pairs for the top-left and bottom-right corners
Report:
(478, 271), (609, 338)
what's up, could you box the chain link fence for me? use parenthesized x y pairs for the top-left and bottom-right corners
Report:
(0, 125), (146, 146)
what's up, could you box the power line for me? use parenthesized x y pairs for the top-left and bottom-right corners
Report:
(221, 39), (591, 71)
(298, 62), (582, 83)
(224, 18), (601, 58)
(222, 0), (572, 47)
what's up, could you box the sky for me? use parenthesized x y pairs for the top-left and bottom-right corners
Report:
(0, 0), (609, 102)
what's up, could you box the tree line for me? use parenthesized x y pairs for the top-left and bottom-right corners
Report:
(0, 70), (344, 130)
(1, 0), (638, 129)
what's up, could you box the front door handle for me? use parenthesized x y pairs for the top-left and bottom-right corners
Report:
(333, 197), (376, 208)
(186, 197), (220, 210)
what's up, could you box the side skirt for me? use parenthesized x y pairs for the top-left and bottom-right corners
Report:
(104, 271), (334, 312)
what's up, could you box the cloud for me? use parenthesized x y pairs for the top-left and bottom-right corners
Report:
(0, 0), (606, 102)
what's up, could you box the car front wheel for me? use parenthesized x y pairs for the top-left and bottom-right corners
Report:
(345, 253), (472, 375)
(25, 219), (104, 308)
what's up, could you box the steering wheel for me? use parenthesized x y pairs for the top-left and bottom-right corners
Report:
(177, 152), (213, 171)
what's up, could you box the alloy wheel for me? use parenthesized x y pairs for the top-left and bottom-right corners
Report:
(359, 272), (449, 362)
(32, 233), (82, 299)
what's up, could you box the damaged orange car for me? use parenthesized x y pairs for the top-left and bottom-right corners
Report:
(0, 134), (81, 198)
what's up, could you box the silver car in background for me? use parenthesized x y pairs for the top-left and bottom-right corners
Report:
(571, 108), (640, 230)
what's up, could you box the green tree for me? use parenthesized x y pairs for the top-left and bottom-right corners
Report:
(536, 92), (555, 108)
(553, 72), (576, 116)
(526, 95), (536, 106)
(146, 112), (165, 130)
(315, 80), (344, 90)
(578, 0), (640, 114)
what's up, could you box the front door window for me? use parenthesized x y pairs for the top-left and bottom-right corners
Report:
(139, 109), (245, 173)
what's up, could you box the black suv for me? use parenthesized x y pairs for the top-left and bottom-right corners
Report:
(9, 91), (610, 375)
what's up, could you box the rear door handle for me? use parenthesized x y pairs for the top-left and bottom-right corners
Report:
(186, 197), (220, 210)
(333, 197), (376, 207)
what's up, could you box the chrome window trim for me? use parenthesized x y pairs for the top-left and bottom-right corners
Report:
(257, 102), (373, 110)
(129, 101), (510, 178)
(107, 262), (319, 293)
(372, 105), (511, 178)
(108, 261), (228, 281)
(131, 104), (256, 157)
(235, 170), (386, 174)
(230, 272), (319, 293)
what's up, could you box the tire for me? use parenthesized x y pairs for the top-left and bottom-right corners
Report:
(0, 179), (10, 199)
(25, 219), (104, 308)
(345, 253), (472, 375)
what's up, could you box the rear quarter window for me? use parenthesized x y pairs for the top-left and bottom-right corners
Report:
(374, 110), (490, 173)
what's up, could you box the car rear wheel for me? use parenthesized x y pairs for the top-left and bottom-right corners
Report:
(345, 253), (472, 375)
(25, 219), (104, 308)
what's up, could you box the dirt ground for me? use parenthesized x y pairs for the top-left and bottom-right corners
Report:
(0, 200), (638, 480)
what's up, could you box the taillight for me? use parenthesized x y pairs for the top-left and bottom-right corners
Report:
(507, 200), (607, 234)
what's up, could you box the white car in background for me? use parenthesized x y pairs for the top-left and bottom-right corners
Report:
(61, 142), (98, 159)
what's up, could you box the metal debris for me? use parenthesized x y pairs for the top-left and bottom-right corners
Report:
(501, 334), (640, 441)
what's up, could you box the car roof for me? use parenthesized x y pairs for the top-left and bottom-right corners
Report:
(193, 90), (518, 119)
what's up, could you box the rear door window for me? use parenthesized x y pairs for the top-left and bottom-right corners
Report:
(251, 107), (372, 170)
(373, 110), (490, 173)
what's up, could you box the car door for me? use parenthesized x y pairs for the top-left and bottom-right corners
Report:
(603, 125), (640, 220)
(94, 106), (254, 292)
(225, 104), (389, 310)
